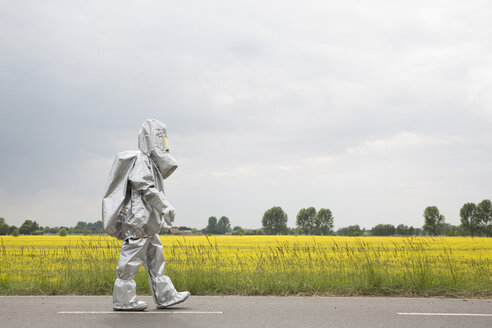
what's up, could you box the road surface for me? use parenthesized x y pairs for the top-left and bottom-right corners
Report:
(1, 295), (491, 328)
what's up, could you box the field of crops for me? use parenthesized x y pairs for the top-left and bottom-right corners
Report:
(1, 235), (491, 297)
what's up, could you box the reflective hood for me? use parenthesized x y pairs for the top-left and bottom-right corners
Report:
(138, 119), (178, 179)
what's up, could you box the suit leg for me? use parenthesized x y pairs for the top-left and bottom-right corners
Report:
(144, 234), (177, 304)
(113, 237), (149, 308)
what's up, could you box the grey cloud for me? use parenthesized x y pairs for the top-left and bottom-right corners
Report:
(1, 0), (491, 229)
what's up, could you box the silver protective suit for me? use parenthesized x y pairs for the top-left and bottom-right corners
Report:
(102, 119), (189, 311)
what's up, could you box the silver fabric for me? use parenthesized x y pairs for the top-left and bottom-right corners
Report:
(113, 234), (179, 309)
(138, 119), (178, 179)
(102, 119), (178, 240)
(102, 119), (189, 310)
(113, 299), (148, 311)
(157, 291), (191, 309)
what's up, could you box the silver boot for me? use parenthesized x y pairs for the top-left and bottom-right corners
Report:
(157, 291), (190, 309)
(113, 299), (148, 311)
(112, 278), (148, 311)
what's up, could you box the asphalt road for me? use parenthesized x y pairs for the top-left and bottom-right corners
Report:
(1, 295), (491, 328)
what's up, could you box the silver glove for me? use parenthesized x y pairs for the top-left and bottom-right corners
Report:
(163, 207), (175, 226)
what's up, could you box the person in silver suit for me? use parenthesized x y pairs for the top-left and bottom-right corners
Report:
(102, 119), (190, 311)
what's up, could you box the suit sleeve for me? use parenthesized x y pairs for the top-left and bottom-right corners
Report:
(129, 155), (172, 213)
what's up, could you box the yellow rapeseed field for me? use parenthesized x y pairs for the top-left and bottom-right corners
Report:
(1, 235), (491, 296)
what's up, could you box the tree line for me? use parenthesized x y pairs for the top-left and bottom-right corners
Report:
(422, 199), (492, 237)
(0, 218), (104, 236)
(256, 199), (491, 236)
(1, 198), (490, 237)
(259, 206), (335, 235)
(202, 216), (232, 234)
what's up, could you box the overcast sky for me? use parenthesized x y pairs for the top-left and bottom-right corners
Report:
(1, 1), (491, 230)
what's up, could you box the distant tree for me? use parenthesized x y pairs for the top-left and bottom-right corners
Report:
(422, 206), (445, 236)
(460, 203), (480, 237)
(68, 220), (104, 234)
(43, 226), (59, 234)
(337, 225), (361, 236)
(94, 220), (103, 232)
(262, 206), (288, 235)
(314, 208), (334, 235)
(232, 226), (244, 235)
(82, 221), (104, 233)
(442, 223), (460, 236)
(217, 216), (232, 234)
(0, 218), (8, 235)
(288, 227), (302, 235)
(204, 216), (218, 234)
(0, 224), (8, 235)
(371, 224), (396, 236)
(12, 229), (19, 237)
(159, 227), (170, 235)
(75, 221), (87, 229)
(407, 226), (415, 236)
(8, 225), (17, 235)
(33, 221), (41, 232)
(32, 229), (44, 235)
(396, 224), (409, 236)
(296, 207), (317, 235)
(477, 199), (492, 237)
(19, 220), (40, 235)
(71, 221), (87, 234)
(58, 228), (68, 237)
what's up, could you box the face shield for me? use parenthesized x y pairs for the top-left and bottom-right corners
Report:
(138, 119), (178, 179)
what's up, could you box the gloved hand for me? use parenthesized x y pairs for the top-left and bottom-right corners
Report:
(163, 206), (175, 226)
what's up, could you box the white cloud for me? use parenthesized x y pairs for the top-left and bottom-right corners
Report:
(346, 133), (459, 155)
